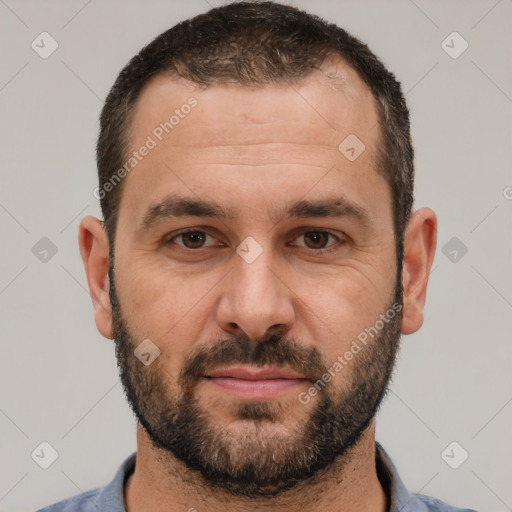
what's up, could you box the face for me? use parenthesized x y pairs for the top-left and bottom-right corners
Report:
(109, 63), (401, 497)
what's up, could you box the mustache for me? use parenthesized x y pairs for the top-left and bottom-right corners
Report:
(179, 333), (329, 390)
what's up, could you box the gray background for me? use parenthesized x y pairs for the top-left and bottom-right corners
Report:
(1, 1), (510, 511)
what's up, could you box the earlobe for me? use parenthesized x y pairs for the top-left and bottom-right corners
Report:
(78, 216), (113, 339)
(400, 208), (437, 335)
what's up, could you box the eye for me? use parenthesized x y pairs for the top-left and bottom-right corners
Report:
(292, 230), (341, 250)
(165, 229), (344, 252)
(168, 230), (219, 249)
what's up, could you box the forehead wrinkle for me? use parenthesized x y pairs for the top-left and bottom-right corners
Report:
(168, 145), (343, 168)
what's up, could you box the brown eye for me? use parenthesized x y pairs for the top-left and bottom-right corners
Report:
(171, 231), (214, 249)
(302, 231), (334, 249)
(182, 232), (206, 248)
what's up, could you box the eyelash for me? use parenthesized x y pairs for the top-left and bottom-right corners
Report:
(165, 229), (346, 253)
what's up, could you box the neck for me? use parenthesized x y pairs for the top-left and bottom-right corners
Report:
(124, 421), (388, 512)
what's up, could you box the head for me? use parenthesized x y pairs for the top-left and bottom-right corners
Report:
(80, 0), (436, 499)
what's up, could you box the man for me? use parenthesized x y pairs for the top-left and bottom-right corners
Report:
(37, 2), (477, 511)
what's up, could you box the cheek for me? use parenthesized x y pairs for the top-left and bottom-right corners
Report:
(295, 264), (396, 359)
(115, 258), (219, 347)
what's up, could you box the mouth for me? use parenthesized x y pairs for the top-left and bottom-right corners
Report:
(203, 365), (309, 400)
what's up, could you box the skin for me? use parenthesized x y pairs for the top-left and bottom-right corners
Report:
(79, 59), (437, 512)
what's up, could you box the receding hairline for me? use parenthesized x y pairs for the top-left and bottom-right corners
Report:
(135, 52), (369, 100)
(123, 53), (378, 155)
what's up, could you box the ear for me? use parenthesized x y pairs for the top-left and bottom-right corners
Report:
(78, 216), (113, 339)
(401, 208), (437, 335)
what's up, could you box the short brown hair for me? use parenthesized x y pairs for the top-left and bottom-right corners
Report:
(97, 1), (414, 267)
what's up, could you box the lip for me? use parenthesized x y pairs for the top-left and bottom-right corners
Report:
(203, 365), (309, 400)
(205, 365), (305, 380)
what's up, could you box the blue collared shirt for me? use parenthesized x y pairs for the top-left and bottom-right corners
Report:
(36, 442), (478, 511)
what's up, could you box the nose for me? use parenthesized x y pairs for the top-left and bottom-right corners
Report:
(216, 248), (296, 340)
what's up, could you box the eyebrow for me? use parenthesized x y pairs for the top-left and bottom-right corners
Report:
(285, 198), (369, 225)
(140, 197), (236, 232)
(139, 195), (370, 233)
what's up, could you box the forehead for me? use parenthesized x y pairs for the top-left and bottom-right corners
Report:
(130, 61), (378, 151)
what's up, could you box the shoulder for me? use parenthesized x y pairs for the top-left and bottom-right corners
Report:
(35, 488), (101, 512)
(35, 452), (136, 512)
(414, 493), (479, 512)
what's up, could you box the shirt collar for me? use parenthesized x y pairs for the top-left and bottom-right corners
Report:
(375, 441), (426, 512)
(97, 451), (136, 511)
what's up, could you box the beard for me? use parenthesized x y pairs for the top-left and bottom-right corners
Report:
(110, 264), (402, 498)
